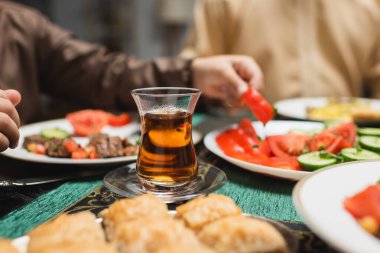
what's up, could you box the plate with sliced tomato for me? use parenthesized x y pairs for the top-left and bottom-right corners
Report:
(204, 119), (364, 180)
(293, 161), (380, 253)
(1, 110), (203, 165)
(1, 118), (140, 165)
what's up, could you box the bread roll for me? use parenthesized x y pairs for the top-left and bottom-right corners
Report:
(198, 216), (288, 253)
(176, 194), (242, 231)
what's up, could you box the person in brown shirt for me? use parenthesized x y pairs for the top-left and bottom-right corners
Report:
(182, 0), (380, 103)
(0, 1), (263, 151)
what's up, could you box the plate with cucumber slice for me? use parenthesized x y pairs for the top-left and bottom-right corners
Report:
(1, 119), (203, 165)
(1, 118), (204, 165)
(1, 119), (141, 165)
(205, 120), (380, 181)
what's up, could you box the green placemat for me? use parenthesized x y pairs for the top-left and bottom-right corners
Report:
(0, 150), (300, 238)
(0, 180), (101, 238)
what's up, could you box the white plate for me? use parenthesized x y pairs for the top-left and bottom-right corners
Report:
(1, 119), (202, 165)
(274, 97), (380, 121)
(204, 120), (324, 181)
(293, 161), (380, 253)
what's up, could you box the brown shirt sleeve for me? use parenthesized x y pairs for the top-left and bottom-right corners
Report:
(34, 12), (193, 110)
(0, 2), (192, 123)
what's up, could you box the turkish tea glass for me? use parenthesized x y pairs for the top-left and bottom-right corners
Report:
(131, 87), (201, 192)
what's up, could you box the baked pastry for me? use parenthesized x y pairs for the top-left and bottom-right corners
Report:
(175, 194), (242, 231)
(33, 242), (116, 253)
(198, 216), (288, 253)
(100, 194), (169, 240)
(0, 239), (18, 253)
(351, 108), (380, 121)
(28, 211), (107, 253)
(113, 217), (201, 253)
(155, 243), (216, 253)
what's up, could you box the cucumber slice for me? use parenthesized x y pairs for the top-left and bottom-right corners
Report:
(297, 151), (337, 171)
(359, 136), (380, 153)
(357, 128), (380, 137)
(41, 128), (70, 139)
(341, 148), (380, 161)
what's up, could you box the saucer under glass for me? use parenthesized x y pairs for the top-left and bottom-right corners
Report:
(103, 161), (227, 203)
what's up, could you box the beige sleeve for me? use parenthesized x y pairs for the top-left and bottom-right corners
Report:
(181, 0), (235, 58)
(367, 19), (380, 98)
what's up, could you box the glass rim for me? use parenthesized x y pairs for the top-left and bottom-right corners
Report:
(131, 87), (201, 97)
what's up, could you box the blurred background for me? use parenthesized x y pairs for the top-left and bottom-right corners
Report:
(12, 0), (196, 59)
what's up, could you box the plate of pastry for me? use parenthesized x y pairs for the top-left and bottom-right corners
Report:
(275, 97), (380, 126)
(9, 194), (298, 253)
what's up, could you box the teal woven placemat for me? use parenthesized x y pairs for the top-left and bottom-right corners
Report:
(216, 165), (300, 222)
(0, 166), (300, 238)
(0, 181), (101, 238)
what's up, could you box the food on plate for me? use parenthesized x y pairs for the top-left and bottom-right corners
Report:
(23, 131), (139, 159)
(297, 151), (338, 171)
(357, 128), (380, 137)
(306, 98), (380, 121)
(113, 217), (202, 253)
(241, 87), (275, 125)
(41, 128), (70, 139)
(106, 113), (132, 127)
(175, 194), (242, 231)
(340, 148), (380, 162)
(0, 239), (18, 253)
(216, 118), (380, 171)
(351, 108), (380, 121)
(198, 216), (288, 253)
(28, 211), (114, 253)
(66, 110), (109, 136)
(344, 182), (380, 237)
(29, 242), (116, 253)
(359, 136), (380, 153)
(100, 194), (169, 241)
(66, 109), (132, 137)
(14, 193), (290, 253)
(155, 243), (215, 253)
(21, 109), (137, 159)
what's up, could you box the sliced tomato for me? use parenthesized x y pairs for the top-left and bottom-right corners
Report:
(71, 146), (88, 159)
(85, 145), (98, 159)
(216, 132), (268, 164)
(338, 137), (352, 150)
(66, 110), (108, 137)
(216, 132), (246, 157)
(237, 118), (261, 144)
(344, 185), (380, 224)
(63, 139), (78, 153)
(309, 132), (343, 154)
(107, 113), (131, 126)
(258, 139), (271, 156)
(241, 87), (274, 125)
(226, 128), (259, 152)
(325, 122), (356, 145)
(267, 134), (310, 158)
(27, 143), (46, 155)
(265, 157), (301, 171)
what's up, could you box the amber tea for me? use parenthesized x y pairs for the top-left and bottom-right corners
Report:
(136, 110), (197, 186)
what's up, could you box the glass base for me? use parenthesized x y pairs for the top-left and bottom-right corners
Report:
(103, 161), (227, 203)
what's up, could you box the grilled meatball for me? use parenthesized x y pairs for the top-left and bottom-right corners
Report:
(23, 135), (49, 148)
(45, 138), (71, 158)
